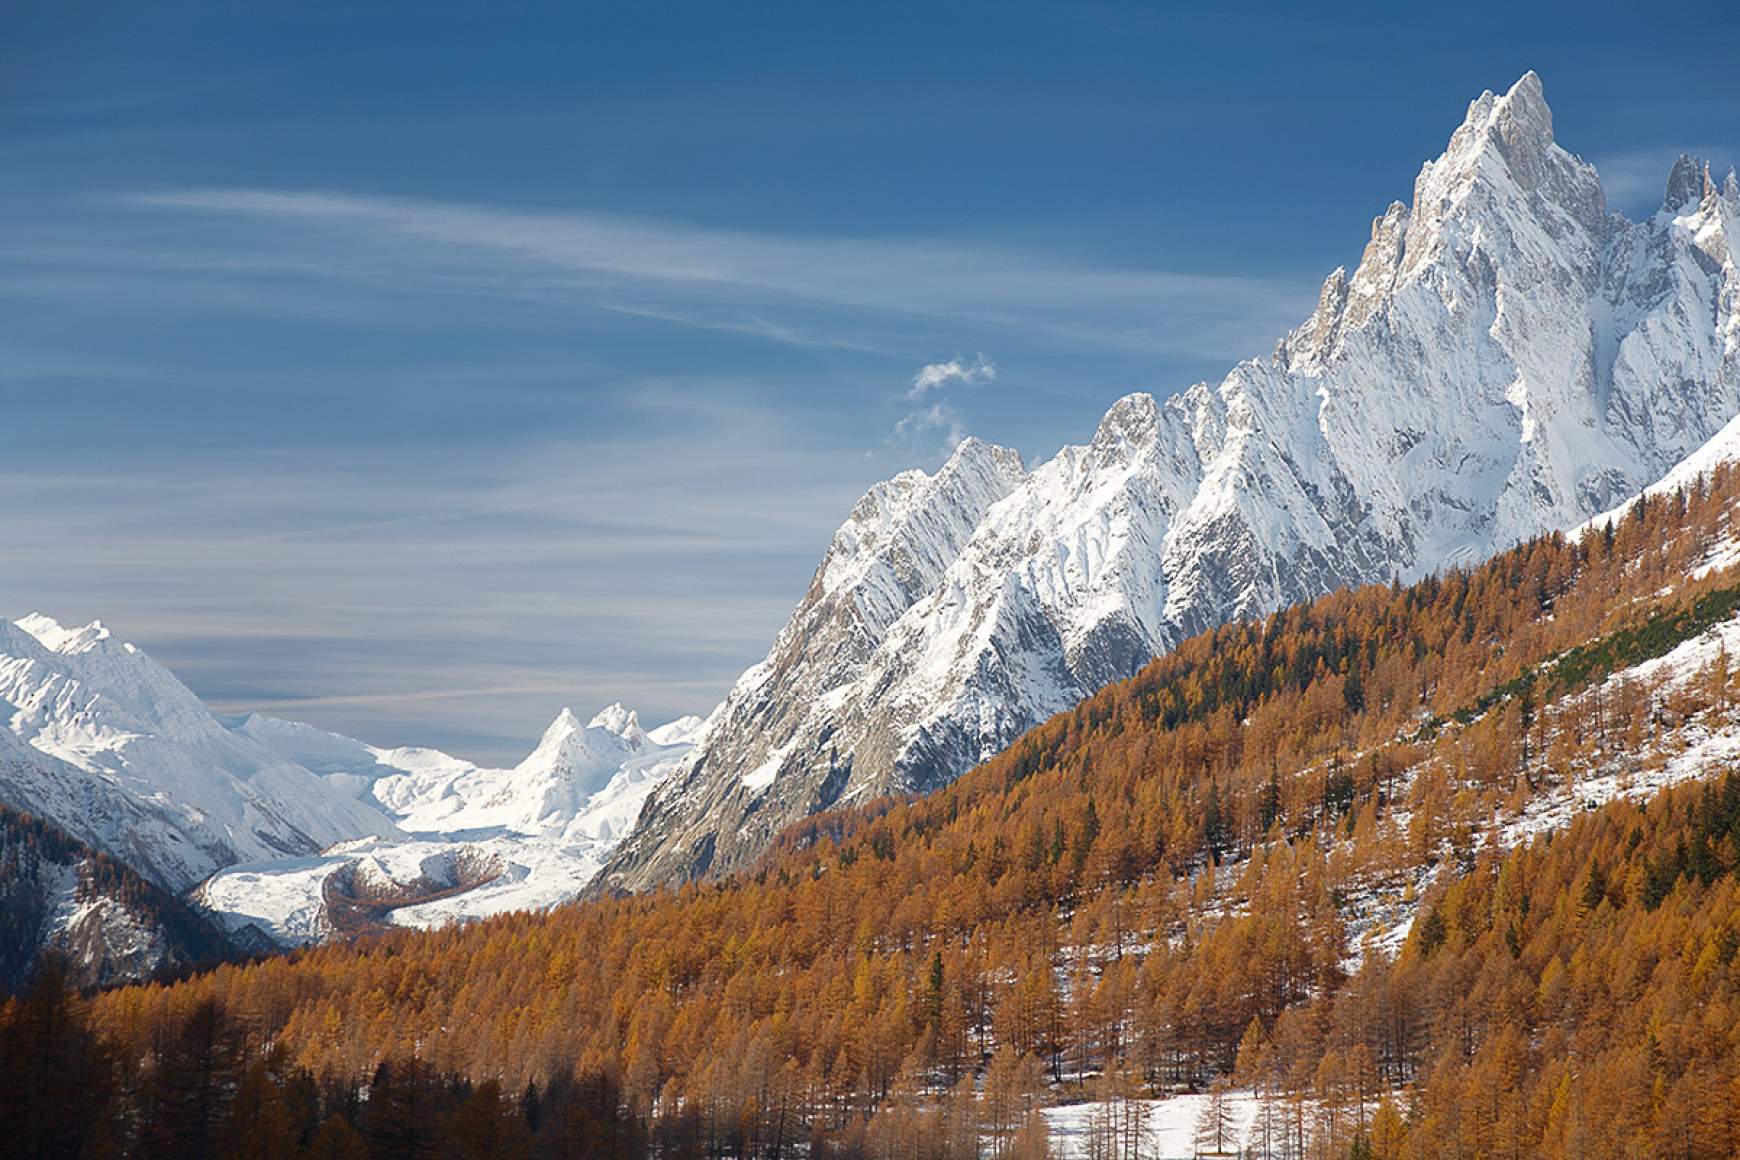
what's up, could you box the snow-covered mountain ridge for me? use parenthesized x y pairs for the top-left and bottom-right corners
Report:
(0, 613), (401, 891)
(596, 72), (1740, 892)
(198, 704), (702, 944)
(0, 612), (699, 944)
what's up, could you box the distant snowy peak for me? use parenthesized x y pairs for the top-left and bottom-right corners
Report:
(0, 615), (400, 891)
(596, 72), (1740, 893)
(586, 701), (645, 741)
(4, 613), (214, 744)
(505, 703), (652, 782)
(520, 707), (609, 771)
(486, 704), (662, 831)
(318, 700), (698, 842)
(196, 702), (705, 946)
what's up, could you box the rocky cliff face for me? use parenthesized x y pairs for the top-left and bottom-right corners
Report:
(596, 72), (1740, 892)
(0, 803), (234, 989)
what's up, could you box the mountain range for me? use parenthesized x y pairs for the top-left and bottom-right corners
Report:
(0, 610), (699, 950)
(3, 72), (1738, 953)
(66, 412), (1740, 1158)
(198, 702), (701, 944)
(595, 71), (1740, 892)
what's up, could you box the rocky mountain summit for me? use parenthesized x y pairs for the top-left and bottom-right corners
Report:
(597, 72), (1740, 892)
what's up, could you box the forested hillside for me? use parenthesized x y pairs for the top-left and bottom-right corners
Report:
(17, 463), (1740, 1157)
(0, 804), (234, 990)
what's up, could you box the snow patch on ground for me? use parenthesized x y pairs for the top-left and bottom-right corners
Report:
(742, 744), (793, 793)
(1337, 607), (1740, 966)
(1044, 1090), (1260, 1158)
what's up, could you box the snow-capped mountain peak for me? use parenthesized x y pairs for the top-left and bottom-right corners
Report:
(1446, 70), (1557, 171)
(585, 702), (645, 744)
(5, 611), (215, 743)
(0, 614), (401, 891)
(595, 72), (1740, 893)
(504, 704), (650, 818)
(15, 613), (113, 654)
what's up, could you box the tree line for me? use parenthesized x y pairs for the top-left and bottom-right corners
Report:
(13, 463), (1740, 1157)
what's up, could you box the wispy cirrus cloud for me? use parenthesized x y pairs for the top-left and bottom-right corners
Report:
(0, 385), (871, 763)
(106, 187), (1312, 359)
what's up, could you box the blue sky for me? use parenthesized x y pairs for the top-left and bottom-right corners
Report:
(4, 1), (1737, 762)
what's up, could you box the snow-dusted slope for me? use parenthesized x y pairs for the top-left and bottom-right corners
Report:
(0, 801), (235, 988)
(1582, 410), (1740, 533)
(598, 72), (1740, 892)
(0, 615), (400, 891)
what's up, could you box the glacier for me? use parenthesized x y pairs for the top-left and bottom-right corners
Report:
(0, 611), (699, 943)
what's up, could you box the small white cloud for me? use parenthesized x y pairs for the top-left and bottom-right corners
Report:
(889, 354), (991, 462)
(892, 400), (969, 460)
(907, 353), (996, 399)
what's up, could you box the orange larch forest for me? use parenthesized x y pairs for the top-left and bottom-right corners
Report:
(13, 464), (1740, 1159)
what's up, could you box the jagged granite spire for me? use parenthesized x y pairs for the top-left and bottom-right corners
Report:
(595, 73), (1740, 894)
(1666, 153), (1709, 210)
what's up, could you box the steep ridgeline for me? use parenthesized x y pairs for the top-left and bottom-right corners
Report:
(600, 71), (1740, 892)
(0, 615), (399, 892)
(0, 803), (233, 990)
(600, 440), (1028, 884)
